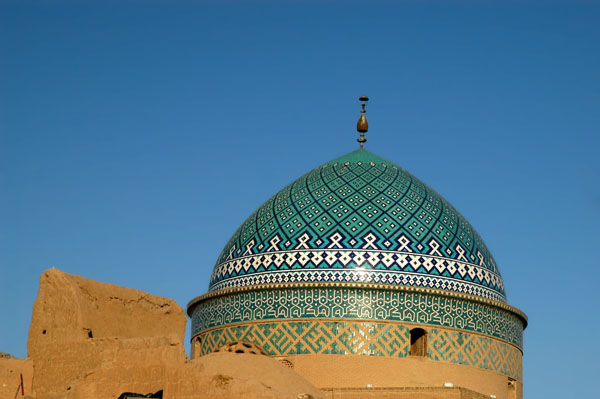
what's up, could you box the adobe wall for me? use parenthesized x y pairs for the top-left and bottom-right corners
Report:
(37, 348), (326, 399)
(32, 336), (186, 399)
(321, 386), (491, 399)
(165, 353), (325, 399)
(0, 356), (33, 399)
(282, 354), (516, 399)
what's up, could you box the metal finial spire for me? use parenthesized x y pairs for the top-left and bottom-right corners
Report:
(357, 96), (369, 148)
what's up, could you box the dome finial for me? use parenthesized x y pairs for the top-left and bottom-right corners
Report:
(357, 96), (369, 149)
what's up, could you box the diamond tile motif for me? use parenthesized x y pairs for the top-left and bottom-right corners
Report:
(211, 150), (506, 302)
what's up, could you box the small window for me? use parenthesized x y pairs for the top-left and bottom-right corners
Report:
(409, 328), (427, 357)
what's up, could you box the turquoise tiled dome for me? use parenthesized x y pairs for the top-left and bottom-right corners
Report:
(209, 149), (506, 303)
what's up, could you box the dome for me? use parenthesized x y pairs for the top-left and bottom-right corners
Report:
(209, 149), (506, 303)
(189, 143), (526, 389)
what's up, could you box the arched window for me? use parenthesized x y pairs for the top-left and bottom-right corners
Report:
(409, 328), (427, 357)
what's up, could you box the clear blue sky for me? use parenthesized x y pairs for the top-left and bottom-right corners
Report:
(1, 1), (598, 397)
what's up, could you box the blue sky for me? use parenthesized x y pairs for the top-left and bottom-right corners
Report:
(1, 1), (598, 397)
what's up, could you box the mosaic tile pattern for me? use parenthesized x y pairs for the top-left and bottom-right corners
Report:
(209, 262), (504, 302)
(210, 149), (506, 302)
(428, 328), (523, 380)
(191, 288), (523, 348)
(199, 321), (409, 358)
(197, 321), (521, 379)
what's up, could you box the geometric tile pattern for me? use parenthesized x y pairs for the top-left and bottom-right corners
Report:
(428, 328), (523, 380)
(197, 321), (522, 379)
(209, 250), (504, 301)
(210, 149), (506, 302)
(191, 287), (524, 348)
(198, 321), (410, 358)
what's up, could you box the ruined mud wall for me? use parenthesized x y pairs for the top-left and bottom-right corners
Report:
(27, 268), (187, 399)
(28, 267), (185, 348)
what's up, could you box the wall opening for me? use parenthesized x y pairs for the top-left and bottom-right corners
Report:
(409, 328), (427, 357)
(214, 341), (268, 355)
(508, 377), (517, 399)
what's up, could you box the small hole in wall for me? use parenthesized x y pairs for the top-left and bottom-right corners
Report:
(42, 330), (46, 335)
(88, 330), (93, 338)
(279, 359), (294, 369)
